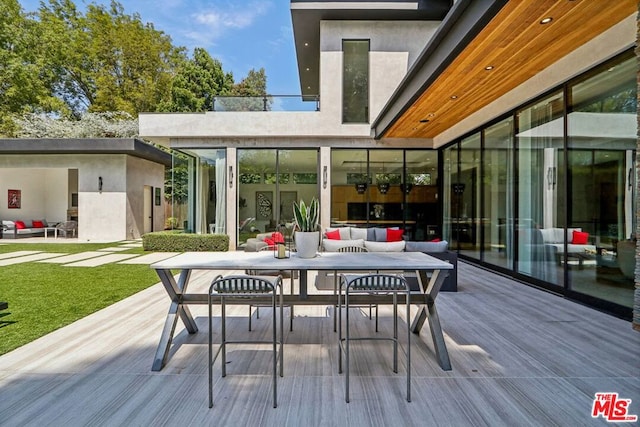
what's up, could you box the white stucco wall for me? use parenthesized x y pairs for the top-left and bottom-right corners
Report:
(139, 20), (440, 143)
(126, 156), (166, 238)
(0, 153), (166, 241)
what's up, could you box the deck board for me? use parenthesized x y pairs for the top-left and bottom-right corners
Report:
(0, 262), (638, 426)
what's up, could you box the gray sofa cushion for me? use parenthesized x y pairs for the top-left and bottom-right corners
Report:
(322, 238), (365, 252)
(374, 228), (387, 242)
(364, 240), (405, 252)
(405, 241), (448, 252)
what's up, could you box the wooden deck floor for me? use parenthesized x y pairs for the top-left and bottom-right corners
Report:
(0, 263), (638, 426)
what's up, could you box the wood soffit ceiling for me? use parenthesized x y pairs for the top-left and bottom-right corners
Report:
(384, 0), (637, 139)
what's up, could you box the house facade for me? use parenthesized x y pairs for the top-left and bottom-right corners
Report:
(0, 138), (171, 241)
(139, 1), (637, 320)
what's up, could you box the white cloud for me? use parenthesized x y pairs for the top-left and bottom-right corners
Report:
(189, 1), (272, 44)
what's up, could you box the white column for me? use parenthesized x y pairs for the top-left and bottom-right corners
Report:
(226, 147), (237, 250)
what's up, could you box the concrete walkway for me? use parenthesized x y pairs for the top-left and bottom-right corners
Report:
(0, 240), (177, 267)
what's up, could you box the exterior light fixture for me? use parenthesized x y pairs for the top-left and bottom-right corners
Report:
(450, 95), (458, 99)
(322, 166), (328, 189)
(228, 166), (234, 189)
(419, 119), (429, 123)
(98, 176), (103, 193)
(485, 65), (494, 70)
(540, 17), (552, 24)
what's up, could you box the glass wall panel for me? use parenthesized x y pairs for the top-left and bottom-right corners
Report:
(516, 92), (564, 286)
(188, 149), (226, 234)
(442, 145), (458, 247)
(567, 54), (636, 307)
(166, 151), (194, 231)
(331, 149), (438, 239)
(458, 133), (481, 259)
(484, 118), (514, 269)
(405, 151), (439, 240)
(238, 149), (318, 246)
(343, 40), (369, 123)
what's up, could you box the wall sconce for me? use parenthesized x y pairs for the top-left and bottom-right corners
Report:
(322, 166), (327, 189)
(546, 167), (556, 190)
(628, 168), (633, 191)
(228, 166), (234, 189)
(98, 176), (103, 193)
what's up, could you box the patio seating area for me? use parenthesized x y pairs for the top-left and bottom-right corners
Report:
(0, 262), (637, 425)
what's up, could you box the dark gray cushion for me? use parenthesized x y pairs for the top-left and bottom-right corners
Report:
(366, 228), (376, 241)
(405, 240), (448, 252)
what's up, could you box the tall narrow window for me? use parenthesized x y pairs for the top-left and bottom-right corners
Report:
(343, 40), (369, 123)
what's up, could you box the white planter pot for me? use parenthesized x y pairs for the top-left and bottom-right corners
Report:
(294, 231), (320, 258)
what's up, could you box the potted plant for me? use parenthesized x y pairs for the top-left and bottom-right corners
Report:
(293, 197), (320, 258)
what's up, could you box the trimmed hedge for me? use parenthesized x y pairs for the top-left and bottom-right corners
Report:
(142, 231), (229, 252)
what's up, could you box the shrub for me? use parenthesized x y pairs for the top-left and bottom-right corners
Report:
(142, 231), (229, 252)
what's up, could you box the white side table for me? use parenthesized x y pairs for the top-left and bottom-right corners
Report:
(44, 227), (57, 239)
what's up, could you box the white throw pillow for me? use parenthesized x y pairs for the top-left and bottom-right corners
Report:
(322, 238), (365, 252)
(364, 240), (406, 252)
(349, 227), (367, 241)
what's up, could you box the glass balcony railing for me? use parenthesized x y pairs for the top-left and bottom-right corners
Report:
(212, 95), (320, 112)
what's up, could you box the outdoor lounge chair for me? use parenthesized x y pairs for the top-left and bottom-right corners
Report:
(55, 221), (77, 238)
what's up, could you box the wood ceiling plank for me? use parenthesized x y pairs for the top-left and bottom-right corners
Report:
(385, 0), (636, 139)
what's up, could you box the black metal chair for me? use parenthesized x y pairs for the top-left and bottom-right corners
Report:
(208, 274), (284, 409)
(338, 273), (411, 403)
(331, 246), (378, 332)
(246, 245), (296, 331)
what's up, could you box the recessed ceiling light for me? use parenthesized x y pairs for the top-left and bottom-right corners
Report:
(307, 86), (311, 89)
(540, 17), (552, 24)
(450, 95), (458, 99)
(419, 119), (429, 123)
(305, 67), (310, 71)
(427, 113), (435, 117)
(485, 65), (494, 71)
(304, 42), (309, 47)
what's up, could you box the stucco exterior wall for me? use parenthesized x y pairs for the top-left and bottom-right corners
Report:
(126, 156), (166, 238)
(139, 20), (440, 143)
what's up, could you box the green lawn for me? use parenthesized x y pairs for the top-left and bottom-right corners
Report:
(0, 242), (163, 355)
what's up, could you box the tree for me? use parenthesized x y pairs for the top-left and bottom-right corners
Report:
(158, 48), (234, 112)
(218, 67), (271, 111)
(36, 0), (185, 117)
(0, 0), (64, 135)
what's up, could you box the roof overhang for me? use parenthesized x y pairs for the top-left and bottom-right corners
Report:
(372, 0), (637, 142)
(0, 138), (172, 166)
(290, 0), (451, 98)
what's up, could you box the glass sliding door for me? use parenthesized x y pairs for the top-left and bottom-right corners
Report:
(237, 149), (318, 246)
(516, 92), (564, 286)
(566, 53), (636, 307)
(405, 150), (439, 240)
(483, 118), (514, 269)
(188, 149), (226, 234)
(442, 145), (458, 247)
(458, 133), (481, 259)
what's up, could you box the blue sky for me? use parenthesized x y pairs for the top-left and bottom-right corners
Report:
(18, 0), (300, 94)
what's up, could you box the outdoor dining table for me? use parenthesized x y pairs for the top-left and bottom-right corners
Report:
(150, 250), (453, 372)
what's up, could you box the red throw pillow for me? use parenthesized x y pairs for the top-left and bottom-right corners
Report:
(325, 229), (341, 240)
(386, 228), (404, 242)
(32, 220), (44, 228)
(263, 237), (275, 247)
(430, 238), (441, 242)
(572, 230), (589, 245)
(15, 220), (26, 229)
(271, 232), (285, 244)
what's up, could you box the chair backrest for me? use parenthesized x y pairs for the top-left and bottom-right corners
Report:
(343, 274), (408, 291)
(210, 274), (280, 294)
(337, 246), (368, 253)
(56, 221), (77, 231)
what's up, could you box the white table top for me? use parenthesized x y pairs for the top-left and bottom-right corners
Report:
(151, 251), (452, 271)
